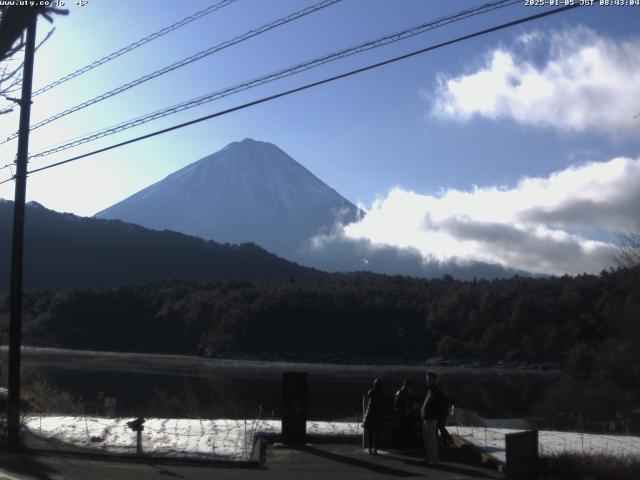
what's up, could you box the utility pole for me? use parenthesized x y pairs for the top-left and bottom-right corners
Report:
(7, 15), (37, 449)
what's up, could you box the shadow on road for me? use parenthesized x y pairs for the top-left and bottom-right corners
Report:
(380, 446), (502, 479)
(150, 463), (186, 478)
(0, 451), (64, 480)
(301, 446), (420, 477)
(401, 459), (498, 479)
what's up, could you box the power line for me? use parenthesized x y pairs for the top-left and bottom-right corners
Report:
(0, 3), (579, 186)
(30, 0), (239, 97)
(0, 0), (344, 145)
(28, 0), (520, 160)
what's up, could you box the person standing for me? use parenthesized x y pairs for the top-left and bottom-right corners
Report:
(437, 380), (453, 448)
(394, 379), (412, 447)
(420, 372), (445, 464)
(363, 378), (385, 455)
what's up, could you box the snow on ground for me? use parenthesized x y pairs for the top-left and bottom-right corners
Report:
(22, 416), (362, 461)
(22, 416), (640, 463)
(452, 426), (640, 463)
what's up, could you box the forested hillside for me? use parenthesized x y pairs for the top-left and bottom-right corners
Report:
(3, 266), (638, 363)
(0, 200), (324, 289)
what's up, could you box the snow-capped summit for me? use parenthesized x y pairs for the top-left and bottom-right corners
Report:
(95, 139), (360, 257)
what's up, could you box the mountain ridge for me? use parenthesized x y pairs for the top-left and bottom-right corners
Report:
(95, 138), (361, 257)
(0, 198), (532, 290)
(0, 200), (325, 290)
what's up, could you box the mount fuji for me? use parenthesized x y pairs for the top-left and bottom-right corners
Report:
(95, 138), (525, 279)
(95, 139), (361, 258)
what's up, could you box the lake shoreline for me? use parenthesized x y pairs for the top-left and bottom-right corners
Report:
(4, 345), (560, 376)
(7, 345), (558, 419)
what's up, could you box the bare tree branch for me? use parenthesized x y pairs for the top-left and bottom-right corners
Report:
(3, 34), (25, 60)
(36, 26), (55, 51)
(0, 6), (67, 61)
(0, 27), (54, 89)
(2, 59), (25, 84)
(615, 225), (640, 269)
(0, 6), (60, 116)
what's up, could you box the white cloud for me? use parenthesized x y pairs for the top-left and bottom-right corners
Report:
(321, 157), (640, 275)
(431, 27), (640, 138)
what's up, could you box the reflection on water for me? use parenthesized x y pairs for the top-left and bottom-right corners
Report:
(17, 348), (556, 420)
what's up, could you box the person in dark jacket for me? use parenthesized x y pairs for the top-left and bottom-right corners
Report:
(363, 378), (385, 454)
(394, 379), (412, 447)
(420, 372), (446, 464)
(437, 380), (453, 448)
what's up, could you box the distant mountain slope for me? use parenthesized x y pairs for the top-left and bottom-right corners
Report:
(95, 138), (361, 258)
(0, 200), (324, 290)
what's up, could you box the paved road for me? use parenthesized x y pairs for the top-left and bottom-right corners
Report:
(0, 443), (504, 479)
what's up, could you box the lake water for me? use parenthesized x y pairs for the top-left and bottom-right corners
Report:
(14, 347), (557, 420)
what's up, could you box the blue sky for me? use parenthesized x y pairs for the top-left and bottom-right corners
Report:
(0, 0), (639, 275)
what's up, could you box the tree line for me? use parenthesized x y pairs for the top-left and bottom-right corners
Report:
(1, 266), (638, 365)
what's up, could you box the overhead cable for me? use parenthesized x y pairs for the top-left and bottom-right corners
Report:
(31, 0), (239, 97)
(0, 3), (579, 185)
(1, 0), (344, 145)
(29, 0), (520, 159)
